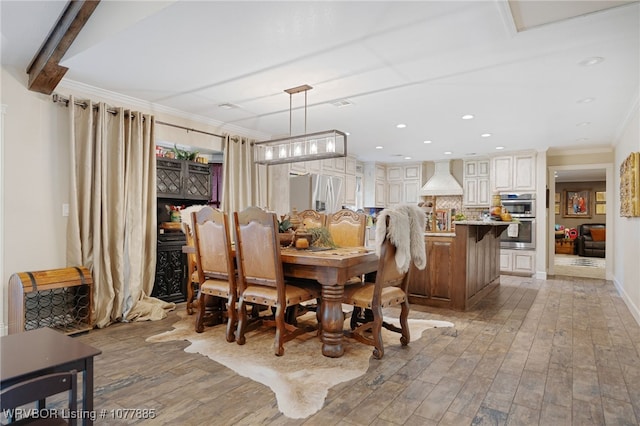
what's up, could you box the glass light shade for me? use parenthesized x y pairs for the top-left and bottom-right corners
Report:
(253, 130), (347, 165)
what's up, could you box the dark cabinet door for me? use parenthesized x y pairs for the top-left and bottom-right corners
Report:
(157, 158), (183, 198)
(428, 239), (453, 301)
(156, 158), (211, 200)
(184, 162), (211, 200)
(153, 244), (186, 302)
(408, 236), (454, 307)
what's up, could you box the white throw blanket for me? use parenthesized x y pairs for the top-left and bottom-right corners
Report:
(375, 204), (427, 273)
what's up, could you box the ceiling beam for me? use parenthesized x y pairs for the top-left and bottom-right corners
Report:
(26, 0), (100, 95)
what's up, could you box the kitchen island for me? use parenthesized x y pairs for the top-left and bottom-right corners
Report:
(408, 221), (509, 311)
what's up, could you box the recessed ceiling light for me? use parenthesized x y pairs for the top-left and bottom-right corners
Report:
(345, 132), (351, 135)
(496, 146), (505, 150)
(423, 140), (432, 144)
(461, 114), (474, 120)
(577, 97), (595, 104)
(396, 123), (407, 129)
(481, 133), (491, 138)
(375, 146), (383, 150)
(579, 57), (604, 66)
(444, 151), (452, 155)
(404, 156), (412, 160)
(576, 122), (591, 127)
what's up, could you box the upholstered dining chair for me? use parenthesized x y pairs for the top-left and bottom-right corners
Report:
(234, 206), (320, 356)
(192, 206), (237, 342)
(341, 218), (412, 359)
(326, 209), (366, 247)
(298, 209), (326, 229)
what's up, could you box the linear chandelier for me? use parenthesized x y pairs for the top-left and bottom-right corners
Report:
(253, 84), (347, 165)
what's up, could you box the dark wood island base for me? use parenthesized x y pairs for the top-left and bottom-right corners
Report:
(408, 221), (509, 311)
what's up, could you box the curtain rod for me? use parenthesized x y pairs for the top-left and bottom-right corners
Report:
(52, 94), (225, 139)
(155, 121), (225, 139)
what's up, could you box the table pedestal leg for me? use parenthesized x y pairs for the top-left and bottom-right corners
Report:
(320, 284), (344, 357)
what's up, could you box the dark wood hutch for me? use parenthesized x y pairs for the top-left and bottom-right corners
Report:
(154, 158), (222, 302)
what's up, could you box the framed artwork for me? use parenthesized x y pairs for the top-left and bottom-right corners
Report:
(554, 204), (560, 215)
(620, 152), (640, 217)
(563, 189), (591, 218)
(596, 204), (606, 215)
(595, 191), (606, 202)
(555, 192), (560, 203)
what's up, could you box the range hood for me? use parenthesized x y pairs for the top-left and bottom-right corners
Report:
(420, 160), (463, 196)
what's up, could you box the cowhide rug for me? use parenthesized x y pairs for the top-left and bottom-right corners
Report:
(146, 310), (453, 419)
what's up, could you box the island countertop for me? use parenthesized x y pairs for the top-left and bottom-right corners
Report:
(453, 220), (513, 226)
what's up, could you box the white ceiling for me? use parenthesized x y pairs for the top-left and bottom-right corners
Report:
(1, 0), (639, 164)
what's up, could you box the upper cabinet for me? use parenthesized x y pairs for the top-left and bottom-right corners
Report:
(463, 158), (491, 207)
(157, 158), (212, 200)
(386, 163), (427, 207)
(363, 163), (386, 207)
(491, 153), (536, 193)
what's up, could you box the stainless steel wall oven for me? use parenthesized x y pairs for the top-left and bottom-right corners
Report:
(500, 193), (535, 249)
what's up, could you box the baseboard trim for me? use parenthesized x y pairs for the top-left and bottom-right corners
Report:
(613, 276), (640, 327)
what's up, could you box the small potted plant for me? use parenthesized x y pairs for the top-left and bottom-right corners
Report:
(278, 217), (295, 246)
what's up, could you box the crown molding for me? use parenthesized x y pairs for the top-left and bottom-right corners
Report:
(57, 78), (270, 140)
(547, 146), (614, 157)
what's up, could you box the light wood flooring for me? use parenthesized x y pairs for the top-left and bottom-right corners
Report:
(73, 274), (640, 425)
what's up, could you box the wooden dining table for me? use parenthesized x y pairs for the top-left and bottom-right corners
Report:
(184, 243), (379, 358)
(279, 246), (379, 358)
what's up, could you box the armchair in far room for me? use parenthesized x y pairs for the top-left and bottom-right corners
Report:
(576, 223), (606, 258)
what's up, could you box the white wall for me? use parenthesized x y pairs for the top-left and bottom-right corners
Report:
(1, 68), (70, 333)
(614, 103), (640, 325)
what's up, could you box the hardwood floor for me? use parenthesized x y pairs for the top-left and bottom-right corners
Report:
(72, 274), (640, 425)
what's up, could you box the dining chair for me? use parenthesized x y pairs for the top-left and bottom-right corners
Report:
(0, 370), (77, 425)
(181, 222), (200, 315)
(298, 209), (326, 229)
(192, 206), (237, 342)
(326, 209), (366, 247)
(234, 206), (320, 356)
(341, 218), (411, 359)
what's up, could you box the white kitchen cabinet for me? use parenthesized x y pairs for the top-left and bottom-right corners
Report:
(387, 181), (403, 205)
(491, 153), (536, 193)
(404, 164), (421, 180)
(346, 156), (357, 175)
(387, 166), (403, 181)
(375, 181), (386, 206)
(403, 180), (421, 204)
(500, 249), (535, 275)
(463, 159), (491, 207)
(364, 163), (386, 207)
(344, 174), (357, 205)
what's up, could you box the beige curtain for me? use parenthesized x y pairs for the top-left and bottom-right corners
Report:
(221, 135), (266, 213)
(66, 96), (174, 328)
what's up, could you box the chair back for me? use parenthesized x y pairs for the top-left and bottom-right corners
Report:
(326, 209), (366, 247)
(1, 370), (77, 425)
(192, 207), (234, 283)
(182, 223), (197, 270)
(375, 236), (409, 296)
(234, 207), (284, 292)
(298, 209), (326, 229)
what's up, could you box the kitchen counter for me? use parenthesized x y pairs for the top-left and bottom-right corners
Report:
(409, 222), (508, 311)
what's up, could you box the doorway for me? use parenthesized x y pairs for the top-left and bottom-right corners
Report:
(548, 163), (613, 280)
